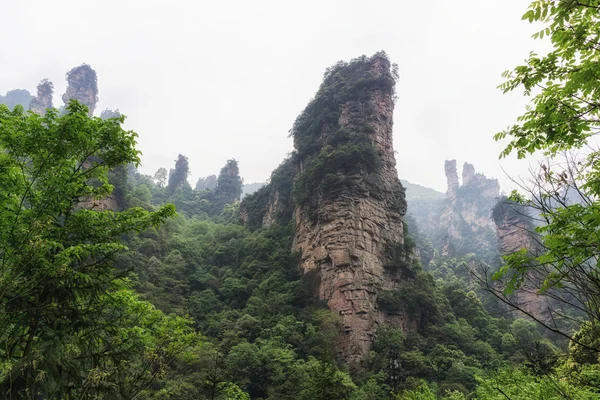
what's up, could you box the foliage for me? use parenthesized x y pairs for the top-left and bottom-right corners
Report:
(473, 367), (599, 399)
(492, 1), (600, 358)
(0, 101), (196, 398)
(154, 167), (168, 188)
(370, 269), (510, 394)
(292, 51), (396, 159)
(240, 158), (295, 230)
(401, 180), (445, 202)
(291, 52), (404, 214)
(167, 154), (191, 194)
(378, 271), (439, 324)
(213, 159), (243, 213)
(495, 1), (600, 159)
(5, 26), (600, 396)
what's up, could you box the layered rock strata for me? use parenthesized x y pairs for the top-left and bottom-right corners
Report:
(292, 55), (412, 364)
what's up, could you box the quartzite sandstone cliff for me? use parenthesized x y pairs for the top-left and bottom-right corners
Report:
(291, 54), (413, 364)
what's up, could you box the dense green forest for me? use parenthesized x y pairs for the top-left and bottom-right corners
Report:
(2, 1), (600, 399)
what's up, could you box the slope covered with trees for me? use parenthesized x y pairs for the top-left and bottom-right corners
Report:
(3, 1), (600, 398)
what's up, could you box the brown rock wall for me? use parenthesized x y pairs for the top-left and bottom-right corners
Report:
(293, 56), (411, 364)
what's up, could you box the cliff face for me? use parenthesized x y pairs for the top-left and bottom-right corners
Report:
(495, 208), (532, 255)
(62, 64), (98, 116)
(30, 79), (54, 116)
(292, 54), (412, 364)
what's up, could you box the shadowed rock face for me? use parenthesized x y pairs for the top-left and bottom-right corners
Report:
(29, 79), (54, 116)
(62, 64), (98, 116)
(292, 55), (413, 365)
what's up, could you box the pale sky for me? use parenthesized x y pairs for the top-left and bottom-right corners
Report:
(1, 0), (546, 193)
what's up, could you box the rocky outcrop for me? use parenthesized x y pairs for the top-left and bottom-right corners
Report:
(438, 161), (500, 263)
(62, 64), (98, 116)
(445, 160), (459, 199)
(462, 162), (476, 186)
(292, 54), (413, 365)
(495, 210), (532, 255)
(29, 79), (54, 116)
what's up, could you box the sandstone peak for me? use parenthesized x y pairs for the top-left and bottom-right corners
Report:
(292, 53), (412, 365)
(62, 64), (98, 116)
(445, 159), (459, 198)
(241, 53), (415, 366)
(462, 162), (476, 186)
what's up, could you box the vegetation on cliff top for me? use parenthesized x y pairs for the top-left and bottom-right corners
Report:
(290, 52), (406, 215)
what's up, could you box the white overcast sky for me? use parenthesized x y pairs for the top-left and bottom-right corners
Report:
(1, 0), (546, 193)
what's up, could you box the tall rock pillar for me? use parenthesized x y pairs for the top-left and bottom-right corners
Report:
(292, 53), (411, 365)
(62, 64), (98, 116)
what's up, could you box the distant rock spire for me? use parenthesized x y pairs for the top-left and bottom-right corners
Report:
(62, 64), (98, 116)
(29, 79), (54, 116)
(462, 162), (476, 186)
(444, 159), (459, 199)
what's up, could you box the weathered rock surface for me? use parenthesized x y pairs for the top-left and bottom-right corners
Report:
(62, 64), (98, 116)
(293, 55), (412, 364)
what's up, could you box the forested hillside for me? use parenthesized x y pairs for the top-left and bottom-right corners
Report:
(2, 1), (600, 399)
